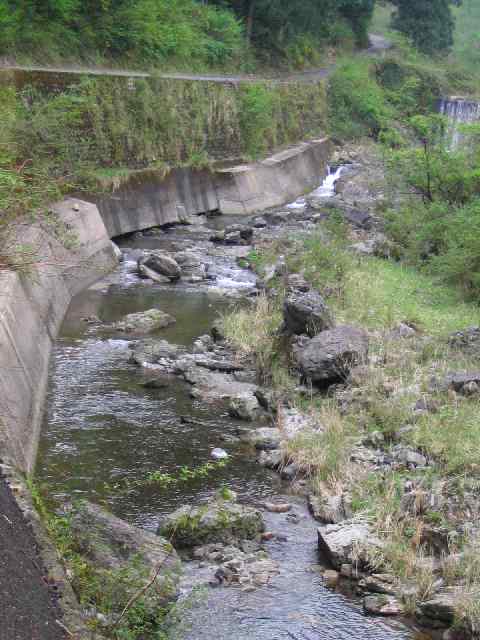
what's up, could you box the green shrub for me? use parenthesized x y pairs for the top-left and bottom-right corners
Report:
(238, 83), (277, 158)
(327, 60), (390, 139)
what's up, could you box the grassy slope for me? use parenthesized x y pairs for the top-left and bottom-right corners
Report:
(223, 223), (480, 630)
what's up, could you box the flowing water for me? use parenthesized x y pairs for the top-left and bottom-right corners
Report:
(286, 165), (343, 210)
(37, 175), (426, 640)
(439, 97), (480, 149)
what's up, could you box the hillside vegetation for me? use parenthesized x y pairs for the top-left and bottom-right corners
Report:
(0, 0), (374, 70)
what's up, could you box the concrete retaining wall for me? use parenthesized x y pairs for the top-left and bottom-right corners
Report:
(95, 138), (332, 236)
(0, 137), (332, 471)
(0, 199), (117, 473)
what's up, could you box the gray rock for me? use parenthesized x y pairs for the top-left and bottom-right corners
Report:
(238, 427), (282, 451)
(173, 250), (207, 281)
(364, 595), (404, 616)
(296, 325), (369, 384)
(317, 521), (382, 570)
(286, 273), (311, 293)
(264, 211), (289, 226)
(109, 309), (176, 335)
(71, 502), (180, 603)
(392, 445), (427, 468)
(159, 498), (264, 548)
(418, 588), (462, 625)
(281, 463), (300, 481)
(440, 372), (480, 395)
(343, 208), (372, 229)
(138, 253), (182, 282)
(257, 449), (283, 469)
(359, 574), (396, 595)
(389, 322), (417, 339)
(137, 262), (171, 284)
(228, 393), (261, 421)
(283, 291), (334, 337)
(129, 339), (185, 366)
(449, 326), (480, 351)
(308, 493), (351, 524)
(252, 217), (267, 228)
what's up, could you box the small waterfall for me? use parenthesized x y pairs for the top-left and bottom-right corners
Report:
(310, 164), (344, 198)
(287, 165), (344, 210)
(439, 97), (480, 149)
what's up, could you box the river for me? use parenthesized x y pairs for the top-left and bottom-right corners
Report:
(36, 194), (428, 640)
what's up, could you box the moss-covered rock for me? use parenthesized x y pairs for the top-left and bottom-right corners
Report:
(158, 498), (265, 549)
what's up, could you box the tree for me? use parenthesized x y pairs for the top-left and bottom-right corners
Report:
(210, 0), (375, 50)
(391, 0), (455, 54)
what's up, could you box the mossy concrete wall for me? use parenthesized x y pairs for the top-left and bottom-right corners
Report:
(95, 137), (332, 236)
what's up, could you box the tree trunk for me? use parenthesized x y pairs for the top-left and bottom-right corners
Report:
(246, 0), (256, 45)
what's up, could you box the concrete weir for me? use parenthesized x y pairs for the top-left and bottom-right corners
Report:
(0, 138), (331, 473)
(95, 138), (332, 236)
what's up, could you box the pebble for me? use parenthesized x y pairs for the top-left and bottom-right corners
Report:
(261, 532), (275, 541)
(264, 502), (292, 513)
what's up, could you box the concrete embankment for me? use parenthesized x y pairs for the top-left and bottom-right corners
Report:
(95, 138), (332, 236)
(0, 199), (117, 473)
(0, 137), (331, 473)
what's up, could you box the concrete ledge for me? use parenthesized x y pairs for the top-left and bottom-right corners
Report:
(0, 198), (116, 472)
(94, 138), (332, 236)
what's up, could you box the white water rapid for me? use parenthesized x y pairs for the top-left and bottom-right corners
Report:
(287, 165), (344, 210)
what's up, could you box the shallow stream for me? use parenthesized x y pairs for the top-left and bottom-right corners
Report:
(36, 191), (427, 639)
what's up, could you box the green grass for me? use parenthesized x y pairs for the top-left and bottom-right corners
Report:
(335, 257), (480, 335)
(410, 402), (480, 474)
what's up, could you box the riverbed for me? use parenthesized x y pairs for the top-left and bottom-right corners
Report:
(36, 204), (427, 640)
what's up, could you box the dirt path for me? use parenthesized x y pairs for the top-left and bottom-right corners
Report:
(0, 477), (65, 640)
(1, 35), (391, 85)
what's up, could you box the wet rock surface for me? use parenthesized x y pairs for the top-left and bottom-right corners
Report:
(106, 308), (176, 334)
(138, 252), (182, 282)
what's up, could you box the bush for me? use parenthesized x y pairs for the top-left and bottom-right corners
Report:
(327, 60), (390, 139)
(0, 0), (246, 68)
(238, 83), (277, 158)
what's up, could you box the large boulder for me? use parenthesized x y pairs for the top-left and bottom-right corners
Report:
(417, 588), (462, 626)
(363, 595), (404, 617)
(308, 493), (351, 524)
(296, 325), (369, 384)
(439, 372), (480, 395)
(110, 309), (176, 335)
(173, 250), (208, 282)
(228, 393), (261, 421)
(129, 339), (186, 366)
(158, 498), (265, 549)
(70, 502), (181, 606)
(317, 520), (382, 570)
(283, 291), (334, 337)
(138, 253), (182, 282)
